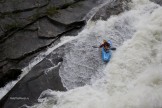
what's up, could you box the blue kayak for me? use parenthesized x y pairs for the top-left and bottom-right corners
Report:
(101, 40), (112, 62)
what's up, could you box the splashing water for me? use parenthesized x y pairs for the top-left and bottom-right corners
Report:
(59, 1), (137, 89)
(28, 0), (162, 108)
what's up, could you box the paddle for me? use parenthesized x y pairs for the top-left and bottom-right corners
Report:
(92, 46), (116, 50)
(110, 47), (116, 50)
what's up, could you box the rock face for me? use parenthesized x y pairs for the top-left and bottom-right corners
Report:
(0, 69), (22, 87)
(151, 0), (162, 5)
(0, 0), (100, 108)
(0, 0), (98, 88)
(0, 0), (48, 13)
(0, 0), (131, 108)
(92, 0), (130, 21)
(49, 0), (97, 25)
(0, 47), (66, 108)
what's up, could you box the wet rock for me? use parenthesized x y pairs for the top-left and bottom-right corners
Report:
(49, 0), (97, 25)
(151, 0), (162, 5)
(23, 22), (38, 31)
(38, 18), (66, 38)
(0, 28), (3, 38)
(0, 8), (42, 33)
(0, 30), (53, 61)
(92, 0), (130, 21)
(38, 17), (86, 38)
(0, 0), (48, 13)
(0, 69), (22, 88)
(49, 0), (75, 8)
(0, 49), (66, 108)
(0, 0), (96, 85)
(0, 16), (17, 32)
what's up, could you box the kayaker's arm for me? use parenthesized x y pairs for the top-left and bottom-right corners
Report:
(99, 44), (104, 48)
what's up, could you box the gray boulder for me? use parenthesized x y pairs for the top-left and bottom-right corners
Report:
(92, 0), (130, 21)
(0, 30), (53, 61)
(49, 0), (97, 25)
(0, 0), (48, 13)
(151, 0), (162, 5)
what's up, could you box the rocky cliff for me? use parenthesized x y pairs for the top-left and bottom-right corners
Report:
(0, 0), (99, 107)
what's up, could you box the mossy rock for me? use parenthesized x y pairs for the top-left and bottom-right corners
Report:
(45, 6), (59, 16)
(4, 22), (23, 30)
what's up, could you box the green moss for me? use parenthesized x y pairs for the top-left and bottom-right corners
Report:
(0, 12), (15, 19)
(0, 14), (5, 19)
(46, 6), (58, 16)
(0, 13), (8, 19)
(69, 2), (82, 8)
(0, 0), (5, 2)
(4, 22), (22, 30)
(61, 2), (72, 8)
(28, 12), (41, 21)
(14, 12), (21, 17)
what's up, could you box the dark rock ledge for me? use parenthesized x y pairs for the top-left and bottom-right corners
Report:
(92, 0), (131, 21)
(0, 0), (49, 13)
(151, 0), (162, 5)
(0, 48), (66, 108)
(0, 0), (97, 86)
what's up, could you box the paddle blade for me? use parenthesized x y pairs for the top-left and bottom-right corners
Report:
(92, 46), (99, 48)
(110, 48), (116, 50)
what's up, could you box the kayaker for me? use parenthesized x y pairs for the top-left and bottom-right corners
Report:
(99, 40), (110, 51)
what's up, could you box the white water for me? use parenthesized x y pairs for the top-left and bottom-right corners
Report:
(59, 0), (138, 89)
(27, 0), (162, 108)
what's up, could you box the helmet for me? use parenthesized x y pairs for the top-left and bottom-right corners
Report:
(103, 39), (107, 43)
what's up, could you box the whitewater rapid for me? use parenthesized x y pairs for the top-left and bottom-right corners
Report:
(1, 0), (162, 107)
(27, 0), (162, 108)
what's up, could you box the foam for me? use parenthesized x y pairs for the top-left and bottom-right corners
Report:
(29, 0), (162, 108)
